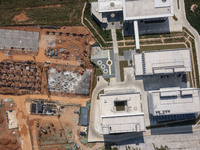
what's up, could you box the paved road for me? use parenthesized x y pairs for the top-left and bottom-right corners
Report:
(118, 128), (200, 150)
(111, 29), (121, 82)
(172, 0), (200, 73)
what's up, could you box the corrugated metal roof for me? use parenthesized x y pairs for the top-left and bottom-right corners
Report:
(81, 107), (88, 126)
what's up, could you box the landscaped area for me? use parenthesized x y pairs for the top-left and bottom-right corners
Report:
(185, 0), (200, 34)
(0, 0), (87, 26)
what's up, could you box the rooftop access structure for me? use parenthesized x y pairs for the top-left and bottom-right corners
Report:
(148, 88), (200, 124)
(99, 90), (145, 134)
(91, 0), (173, 49)
(133, 48), (192, 76)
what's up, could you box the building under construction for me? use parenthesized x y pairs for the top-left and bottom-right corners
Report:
(29, 99), (61, 116)
(0, 60), (42, 95)
(48, 68), (91, 95)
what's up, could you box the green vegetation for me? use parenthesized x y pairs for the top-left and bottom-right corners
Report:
(116, 29), (123, 41)
(185, 0), (200, 34)
(124, 36), (134, 40)
(120, 61), (129, 82)
(118, 42), (124, 46)
(190, 37), (200, 87)
(119, 48), (129, 56)
(140, 44), (186, 53)
(92, 64), (102, 90)
(84, 3), (112, 40)
(153, 144), (169, 150)
(125, 42), (135, 45)
(0, 0), (87, 26)
(164, 37), (185, 43)
(173, 15), (178, 21)
(183, 26), (195, 38)
(97, 90), (104, 99)
(83, 3), (113, 47)
(140, 40), (162, 45)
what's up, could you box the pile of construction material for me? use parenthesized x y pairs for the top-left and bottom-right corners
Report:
(29, 99), (60, 116)
(0, 60), (42, 95)
(48, 68), (91, 95)
(45, 48), (70, 60)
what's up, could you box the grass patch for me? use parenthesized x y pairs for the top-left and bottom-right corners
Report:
(183, 26), (195, 39)
(118, 48), (129, 56)
(116, 29), (123, 41)
(0, 0), (87, 26)
(97, 90), (104, 100)
(185, 0), (200, 34)
(120, 61), (129, 82)
(164, 37), (185, 43)
(140, 40), (162, 44)
(190, 37), (200, 87)
(125, 42), (134, 46)
(84, 3), (112, 41)
(124, 36), (134, 40)
(118, 42), (124, 46)
(140, 44), (186, 53)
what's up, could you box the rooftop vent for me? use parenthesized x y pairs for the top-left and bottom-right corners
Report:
(110, 2), (115, 7)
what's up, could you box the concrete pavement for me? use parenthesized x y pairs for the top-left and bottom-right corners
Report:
(169, 0), (200, 74)
(111, 29), (121, 82)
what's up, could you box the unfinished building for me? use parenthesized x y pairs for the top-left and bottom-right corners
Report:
(0, 29), (39, 52)
(29, 99), (61, 116)
(99, 90), (145, 134)
(133, 48), (192, 76)
(148, 88), (200, 124)
(48, 68), (91, 95)
(0, 60), (42, 95)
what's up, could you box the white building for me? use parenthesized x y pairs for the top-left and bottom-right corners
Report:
(100, 91), (145, 134)
(133, 48), (192, 76)
(91, 0), (173, 49)
(148, 88), (200, 116)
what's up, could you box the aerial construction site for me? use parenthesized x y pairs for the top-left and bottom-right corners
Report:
(0, 25), (95, 150)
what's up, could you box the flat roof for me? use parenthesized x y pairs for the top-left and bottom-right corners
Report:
(133, 48), (192, 76)
(148, 88), (200, 116)
(123, 0), (173, 20)
(81, 107), (89, 126)
(0, 29), (39, 52)
(100, 91), (145, 134)
(98, 0), (123, 12)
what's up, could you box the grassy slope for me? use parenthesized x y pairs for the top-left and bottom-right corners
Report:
(0, 0), (87, 26)
(185, 0), (200, 34)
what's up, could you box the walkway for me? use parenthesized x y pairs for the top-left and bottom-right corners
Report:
(111, 29), (121, 82)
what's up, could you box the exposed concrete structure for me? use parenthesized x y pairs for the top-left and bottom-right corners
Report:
(6, 109), (18, 129)
(133, 48), (192, 76)
(100, 90), (145, 134)
(148, 88), (200, 116)
(48, 68), (91, 95)
(0, 29), (39, 52)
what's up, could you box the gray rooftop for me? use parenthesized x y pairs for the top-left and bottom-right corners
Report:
(148, 88), (200, 116)
(100, 91), (145, 134)
(0, 29), (39, 52)
(98, 0), (123, 12)
(81, 107), (89, 126)
(133, 48), (192, 76)
(123, 0), (173, 20)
